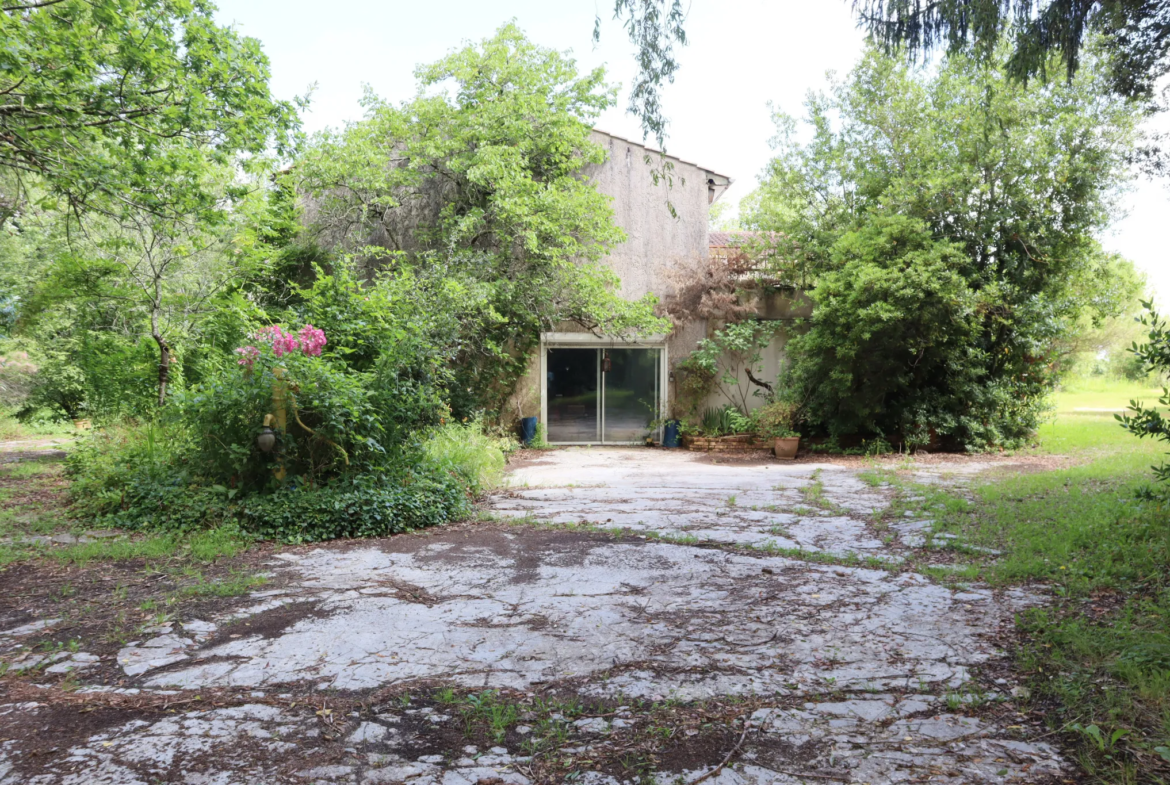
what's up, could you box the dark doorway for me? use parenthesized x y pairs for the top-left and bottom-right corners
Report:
(546, 348), (598, 442)
(545, 347), (661, 444)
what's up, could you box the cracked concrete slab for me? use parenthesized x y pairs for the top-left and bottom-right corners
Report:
(0, 693), (1060, 785)
(141, 532), (1028, 699)
(489, 449), (893, 556)
(0, 448), (1065, 784)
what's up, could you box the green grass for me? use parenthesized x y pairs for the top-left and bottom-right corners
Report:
(176, 570), (267, 598)
(462, 690), (520, 744)
(0, 460), (60, 479)
(421, 418), (511, 491)
(915, 378), (1170, 783)
(937, 456), (1167, 589)
(1034, 377), (1169, 456)
(0, 416), (75, 442)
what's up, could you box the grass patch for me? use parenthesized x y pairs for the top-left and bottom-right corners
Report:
(49, 535), (183, 566)
(421, 417), (512, 492)
(752, 541), (896, 572)
(0, 460), (60, 480)
(462, 689), (520, 744)
(176, 570), (267, 598)
(0, 416), (75, 442)
(921, 379), (1170, 783)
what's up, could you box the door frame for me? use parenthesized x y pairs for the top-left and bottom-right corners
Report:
(540, 332), (669, 445)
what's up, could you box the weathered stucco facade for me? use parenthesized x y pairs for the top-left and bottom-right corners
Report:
(508, 130), (733, 437)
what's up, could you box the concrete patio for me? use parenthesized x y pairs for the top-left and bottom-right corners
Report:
(0, 448), (1065, 784)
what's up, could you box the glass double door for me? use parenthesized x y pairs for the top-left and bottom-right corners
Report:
(546, 347), (661, 443)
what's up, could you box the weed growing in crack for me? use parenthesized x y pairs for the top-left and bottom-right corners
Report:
(660, 532), (699, 546)
(944, 681), (992, 711)
(462, 690), (518, 743)
(752, 542), (894, 572)
(800, 470), (826, 506)
(796, 469), (850, 515)
(857, 468), (897, 488)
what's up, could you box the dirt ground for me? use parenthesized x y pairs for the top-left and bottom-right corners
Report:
(0, 445), (1075, 785)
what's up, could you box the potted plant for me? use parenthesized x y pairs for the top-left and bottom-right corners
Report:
(753, 401), (801, 460)
(771, 427), (801, 460)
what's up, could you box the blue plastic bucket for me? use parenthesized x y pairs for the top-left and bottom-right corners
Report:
(520, 416), (538, 446)
(663, 420), (681, 448)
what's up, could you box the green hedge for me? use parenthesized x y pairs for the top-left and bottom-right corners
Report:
(237, 472), (469, 543)
(78, 460), (470, 544)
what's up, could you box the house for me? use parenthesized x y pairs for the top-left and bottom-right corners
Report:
(509, 130), (809, 445)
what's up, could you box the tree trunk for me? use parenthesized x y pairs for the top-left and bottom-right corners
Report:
(154, 333), (171, 407)
(150, 282), (170, 407)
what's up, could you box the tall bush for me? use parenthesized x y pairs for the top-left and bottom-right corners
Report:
(743, 46), (1142, 447)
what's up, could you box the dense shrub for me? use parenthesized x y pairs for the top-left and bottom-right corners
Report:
(67, 422), (184, 516)
(178, 331), (383, 492)
(237, 471), (469, 543)
(63, 253), (506, 542)
(742, 47), (1142, 448)
(786, 216), (1036, 449)
(66, 407), (510, 541)
(66, 421), (487, 542)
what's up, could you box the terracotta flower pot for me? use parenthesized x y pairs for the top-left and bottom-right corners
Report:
(773, 436), (800, 460)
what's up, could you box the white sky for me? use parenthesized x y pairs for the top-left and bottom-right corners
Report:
(214, 0), (1168, 300)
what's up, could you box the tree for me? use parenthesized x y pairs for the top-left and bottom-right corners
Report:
(606, 0), (1170, 144)
(851, 0), (1170, 103)
(595, 0), (687, 146)
(4, 163), (262, 414)
(1118, 301), (1170, 489)
(683, 320), (782, 412)
(0, 0), (300, 223)
(296, 23), (668, 417)
(784, 216), (986, 446)
(745, 47), (1142, 447)
(86, 211), (238, 407)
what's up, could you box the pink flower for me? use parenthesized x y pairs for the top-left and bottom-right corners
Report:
(235, 345), (261, 367)
(253, 325), (300, 358)
(241, 324), (327, 365)
(298, 324), (327, 356)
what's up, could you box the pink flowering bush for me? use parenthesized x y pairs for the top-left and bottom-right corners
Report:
(234, 345), (261, 367)
(73, 266), (462, 542)
(235, 324), (327, 367)
(299, 325), (327, 356)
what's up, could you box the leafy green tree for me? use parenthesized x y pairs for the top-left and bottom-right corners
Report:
(745, 47), (1142, 447)
(785, 216), (987, 446)
(297, 23), (668, 417)
(86, 209), (241, 406)
(1118, 301), (1170, 488)
(595, 0), (687, 146)
(4, 175), (269, 415)
(0, 0), (300, 222)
